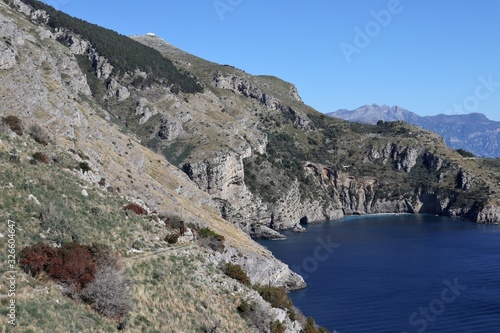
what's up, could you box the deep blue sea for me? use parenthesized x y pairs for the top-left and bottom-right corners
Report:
(258, 214), (500, 333)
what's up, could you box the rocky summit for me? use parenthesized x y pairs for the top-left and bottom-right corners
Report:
(1, 0), (499, 332)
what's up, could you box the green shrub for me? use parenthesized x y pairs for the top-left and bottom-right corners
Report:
(196, 227), (225, 252)
(223, 263), (251, 286)
(198, 227), (224, 241)
(253, 285), (293, 311)
(236, 299), (254, 315)
(21, 0), (203, 93)
(270, 320), (285, 333)
(164, 233), (179, 244)
(456, 148), (475, 158)
(79, 161), (92, 173)
(302, 317), (330, 333)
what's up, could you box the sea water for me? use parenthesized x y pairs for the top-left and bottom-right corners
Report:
(258, 214), (500, 333)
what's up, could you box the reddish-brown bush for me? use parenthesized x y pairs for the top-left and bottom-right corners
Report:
(20, 242), (96, 290)
(20, 243), (58, 277)
(47, 242), (96, 290)
(32, 152), (51, 164)
(123, 203), (147, 215)
(98, 178), (106, 187)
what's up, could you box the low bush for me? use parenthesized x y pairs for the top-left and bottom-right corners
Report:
(270, 320), (285, 333)
(46, 242), (96, 290)
(20, 242), (131, 323)
(237, 299), (255, 315)
(164, 233), (179, 244)
(79, 161), (92, 173)
(2, 115), (23, 135)
(123, 203), (148, 215)
(163, 214), (183, 229)
(39, 202), (72, 245)
(29, 124), (51, 145)
(20, 242), (96, 290)
(197, 227), (225, 252)
(88, 243), (120, 270)
(19, 243), (58, 277)
(80, 266), (132, 321)
(253, 285), (293, 312)
(198, 227), (224, 241)
(223, 263), (251, 286)
(303, 317), (330, 333)
(32, 152), (51, 164)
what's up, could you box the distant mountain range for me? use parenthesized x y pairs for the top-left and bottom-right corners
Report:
(328, 104), (500, 158)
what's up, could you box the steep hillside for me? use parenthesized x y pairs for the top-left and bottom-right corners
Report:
(328, 104), (500, 158)
(0, 1), (321, 332)
(128, 38), (500, 228)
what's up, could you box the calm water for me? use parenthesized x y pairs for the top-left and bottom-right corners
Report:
(258, 214), (500, 333)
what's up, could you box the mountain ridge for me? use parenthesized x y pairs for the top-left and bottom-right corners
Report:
(328, 104), (500, 157)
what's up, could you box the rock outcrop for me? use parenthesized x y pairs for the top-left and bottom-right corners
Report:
(213, 72), (310, 129)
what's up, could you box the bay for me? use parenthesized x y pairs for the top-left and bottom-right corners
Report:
(258, 214), (500, 333)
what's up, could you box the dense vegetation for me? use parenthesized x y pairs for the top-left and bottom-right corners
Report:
(17, 0), (203, 93)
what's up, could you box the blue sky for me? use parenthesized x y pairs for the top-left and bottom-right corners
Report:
(41, 0), (500, 121)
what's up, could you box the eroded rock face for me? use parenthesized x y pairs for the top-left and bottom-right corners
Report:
(158, 111), (191, 141)
(107, 78), (130, 101)
(0, 45), (16, 69)
(211, 244), (306, 290)
(368, 142), (423, 172)
(135, 98), (158, 125)
(456, 169), (473, 190)
(476, 206), (500, 224)
(213, 72), (310, 129)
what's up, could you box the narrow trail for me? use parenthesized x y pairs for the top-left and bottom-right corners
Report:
(126, 243), (194, 263)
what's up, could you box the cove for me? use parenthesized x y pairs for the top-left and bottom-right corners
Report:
(258, 214), (500, 333)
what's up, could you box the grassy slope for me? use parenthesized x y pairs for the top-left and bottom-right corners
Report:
(0, 132), (257, 332)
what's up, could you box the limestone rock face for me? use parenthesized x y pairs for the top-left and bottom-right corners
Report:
(456, 169), (473, 190)
(423, 151), (444, 171)
(368, 142), (423, 172)
(212, 244), (306, 290)
(0, 44), (16, 69)
(158, 111), (191, 141)
(213, 72), (310, 129)
(135, 98), (158, 125)
(288, 84), (303, 103)
(107, 79), (130, 101)
(476, 206), (500, 224)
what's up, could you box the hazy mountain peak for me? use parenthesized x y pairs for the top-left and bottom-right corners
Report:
(328, 104), (421, 124)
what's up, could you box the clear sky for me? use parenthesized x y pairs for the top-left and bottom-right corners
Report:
(40, 0), (500, 121)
